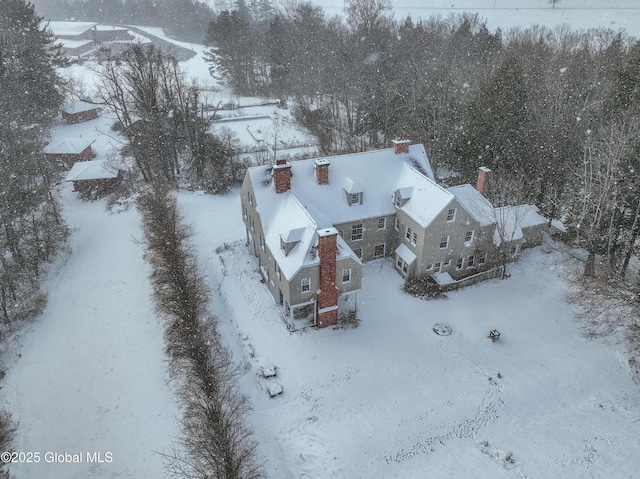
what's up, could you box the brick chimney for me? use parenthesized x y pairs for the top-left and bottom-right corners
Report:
(273, 159), (291, 193)
(314, 159), (330, 185)
(476, 166), (491, 196)
(391, 135), (410, 154)
(316, 228), (339, 328)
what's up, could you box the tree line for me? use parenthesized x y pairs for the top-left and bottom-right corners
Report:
(138, 188), (262, 479)
(1, 0), (70, 470)
(206, 0), (640, 282)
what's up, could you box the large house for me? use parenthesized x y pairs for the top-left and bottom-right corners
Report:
(241, 140), (546, 329)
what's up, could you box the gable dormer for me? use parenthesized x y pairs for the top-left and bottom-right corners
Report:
(343, 176), (363, 206)
(394, 187), (413, 208)
(280, 227), (306, 256)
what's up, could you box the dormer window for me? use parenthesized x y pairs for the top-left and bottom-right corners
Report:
(394, 187), (413, 208)
(280, 227), (306, 256)
(343, 176), (363, 206)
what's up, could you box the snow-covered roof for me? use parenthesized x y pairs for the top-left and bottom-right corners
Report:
(47, 21), (97, 37)
(58, 38), (94, 49)
(65, 160), (119, 181)
(493, 205), (547, 245)
(395, 243), (416, 264)
(448, 184), (496, 227)
(250, 144), (435, 276)
(253, 144), (444, 228)
(62, 100), (98, 113)
(44, 138), (94, 154)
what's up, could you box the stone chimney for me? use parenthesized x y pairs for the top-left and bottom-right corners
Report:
(476, 166), (491, 196)
(273, 159), (291, 193)
(316, 228), (339, 328)
(314, 159), (330, 185)
(391, 135), (410, 154)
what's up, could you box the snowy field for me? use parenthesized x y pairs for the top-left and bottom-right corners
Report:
(3, 2), (640, 478)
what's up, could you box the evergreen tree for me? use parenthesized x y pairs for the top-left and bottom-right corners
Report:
(0, 0), (68, 324)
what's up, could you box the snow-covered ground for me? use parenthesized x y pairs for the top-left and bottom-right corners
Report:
(2, 186), (180, 478)
(180, 190), (640, 479)
(3, 3), (640, 477)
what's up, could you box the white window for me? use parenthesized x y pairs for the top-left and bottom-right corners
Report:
(354, 248), (362, 259)
(464, 230), (474, 244)
(243, 206), (247, 219)
(468, 255), (476, 267)
(342, 268), (352, 283)
(374, 243), (385, 258)
(479, 252), (487, 265)
(275, 262), (281, 280)
(280, 237), (286, 253)
(434, 262), (442, 273)
(443, 259), (451, 267)
(260, 233), (265, 251)
(395, 194), (402, 207)
(402, 261), (408, 273)
(351, 193), (360, 204)
(250, 216), (254, 231)
(301, 278), (310, 292)
(405, 226), (412, 241)
(446, 208), (456, 222)
(412, 232), (417, 245)
(378, 217), (386, 230)
(248, 192), (253, 206)
(426, 263), (433, 270)
(456, 257), (463, 270)
(439, 236), (449, 249)
(394, 217), (399, 231)
(351, 223), (363, 241)
(396, 256), (403, 269)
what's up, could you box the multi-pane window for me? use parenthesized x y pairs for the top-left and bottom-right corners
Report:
(378, 217), (386, 230)
(243, 206), (247, 219)
(351, 193), (360, 204)
(351, 223), (363, 241)
(468, 255), (476, 267)
(479, 252), (487, 265)
(395, 194), (402, 207)
(405, 226), (412, 241)
(250, 216), (254, 231)
(443, 259), (451, 267)
(412, 232), (417, 245)
(397, 256), (403, 269)
(439, 236), (449, 249)
(434, 262), (442, 273)
(260, 233), (265, 251)
(464, 230), (474, 243)
(426, 263), (433, 270)
(301, 278), (310, 292)
(275, 262), (281, 280)
(456, 258), (463, 270)
(342, 268), (352, 283)
(394, 217), (399, 231)
(354, 248), (363, 259)
(374, 243), (385, 258)
(446, 208), (456, 222)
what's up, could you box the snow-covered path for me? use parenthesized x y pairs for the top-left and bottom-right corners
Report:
(3, 185), (179, 479)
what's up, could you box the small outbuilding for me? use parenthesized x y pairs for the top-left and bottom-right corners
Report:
(44, 138), (96, 168)
(65, 160), (121, 193)
(61, 101), (100, 124)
